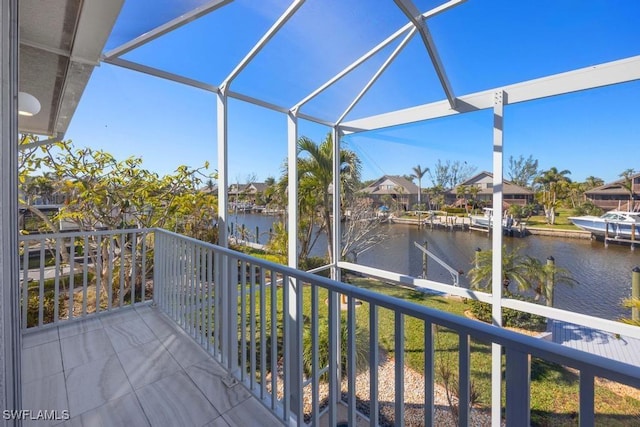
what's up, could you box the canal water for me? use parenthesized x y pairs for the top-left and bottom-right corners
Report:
(228, 214), (640, 321)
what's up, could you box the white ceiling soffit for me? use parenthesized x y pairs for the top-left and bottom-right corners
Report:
(18, 0), (125, 136)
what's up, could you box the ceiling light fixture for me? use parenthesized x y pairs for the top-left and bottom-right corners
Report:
(18, 91), (41, 116)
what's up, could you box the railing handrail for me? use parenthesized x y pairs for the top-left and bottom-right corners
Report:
(18, 227), (154, 241)
(154, 228), (640, 389)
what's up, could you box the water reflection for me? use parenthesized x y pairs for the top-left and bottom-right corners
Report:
(357, 224), (640, 321)
(229, 214), (640, 321)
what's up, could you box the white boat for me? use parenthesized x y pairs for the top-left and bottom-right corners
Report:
(469, 207), (493, 228)
(568, 210), (640, 239)
(469, 208), (520, 236)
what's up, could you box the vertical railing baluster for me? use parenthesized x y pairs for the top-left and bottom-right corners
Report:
(395, 311), (405, 427)
(38, 241), (44, 326)
(282, 274), (290, 422)
(328, 289), (338, 427)
(189, 242), (195, 335)
(200, 246), (206, 346)
(152, 232), (159, 309)
(260, 267), (267, 401)
(21, 239), (29, 329)
(141, 231), (147, 304)
(53, 238), (61, 323)
(270, 269), (277, 410)
(119, 232), (125, 309)
(347, 295), (357, 427)
(505, 347), (530, 427)
(96, 235), (102, 315)
(107, 237), (114, 311)
(459, 333), (471, 427)
(250, 263), (257, 392)
(182, 239), (187, 325)
(214, 252), (221, 358)
(424, 322), (434, 426)
(232, 256), (239, 374)
(82, 235), (88, 316)
(579, 370), (595, 427)
(207, 249), (213, 354)
(369, 304), (379, 427)
(172, 236), (178, 319)
(194, 245), (201, 338)
(311, 284), (319, 427)
(68, 236), (75, 320)
(240, 260), (247, 382)
(294, 278), (303, 426)
(131, 232), (137, 305)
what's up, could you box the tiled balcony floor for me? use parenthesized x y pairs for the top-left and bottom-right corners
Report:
(21, 305), (285, 427)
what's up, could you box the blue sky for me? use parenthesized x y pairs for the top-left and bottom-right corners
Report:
(65, 0), (640, 186)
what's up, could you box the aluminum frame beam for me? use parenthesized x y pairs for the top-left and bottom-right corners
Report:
(104, 57), (218, 92)
(103, 0), (233, 59)
(292, 0), (465, 113)
(104, 58), (334, 126)
(491, 90), (505, 427)
(336, 28), (417, 124)
(393, 0), (456, 108)
(220, 0), (305, 92)
(1, 0), (21, 419)
(342, 54), (640, 133)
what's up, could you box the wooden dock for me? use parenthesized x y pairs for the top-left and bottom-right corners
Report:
(549, 320), (640, 366)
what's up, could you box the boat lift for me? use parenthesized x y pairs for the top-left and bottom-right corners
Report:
(413, 241), (460, 287)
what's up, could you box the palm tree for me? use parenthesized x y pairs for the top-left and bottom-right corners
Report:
(468, 246), (529, 294)
(619, 168), (636, 211)
(584, 176), (604, 190)
(411, 165), (429, 208)
(518, 256), (576, 307)
(297, 133), (361, 263)
(469, 246), (576, 306)
(455, 185), (469, 211)
(534, 167), (571, 224)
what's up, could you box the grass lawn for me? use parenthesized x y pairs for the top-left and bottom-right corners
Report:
(233, 243), (639, 424)
(243, 274), (640, 425)
(524, 207), (582, 230)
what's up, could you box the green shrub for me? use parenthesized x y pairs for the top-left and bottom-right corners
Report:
(302, 317), (369, 379)
(467, 296), (546, 331)
(300, 256), (329, 276)
(443, 207), (466, 214)
(573, 201), (603, 217)
(26, 290), (66, 327)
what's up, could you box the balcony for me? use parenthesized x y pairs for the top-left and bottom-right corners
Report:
(18, 228), (640, 426)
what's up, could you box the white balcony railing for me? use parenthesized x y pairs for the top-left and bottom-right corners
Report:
(19, 228), (153, 330)
(20, 228), (640, 426)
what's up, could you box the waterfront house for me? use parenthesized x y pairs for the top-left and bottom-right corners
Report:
(445, 171), (534, 208)
(3, 2), (640, 426)
(358, 175), (420, 211)
(585, 172), (640, 211)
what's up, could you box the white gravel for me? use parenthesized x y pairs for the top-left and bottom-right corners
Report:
(270, 351), (497, 426)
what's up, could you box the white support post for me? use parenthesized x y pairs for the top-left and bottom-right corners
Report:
(491, 90), (505, 427)
(286, 112), (302, 424)
(216, 89), (238, 373)
(331, 126), (341, 279)
(217, 91), (228, 247)
(287, 113), (298, 269)
(0, 0), (21, 420)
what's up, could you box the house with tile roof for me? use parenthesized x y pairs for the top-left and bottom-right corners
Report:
(445, 171), (534, 207)
(585, 172), (640, 211)
(358, 175), (420, 211)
